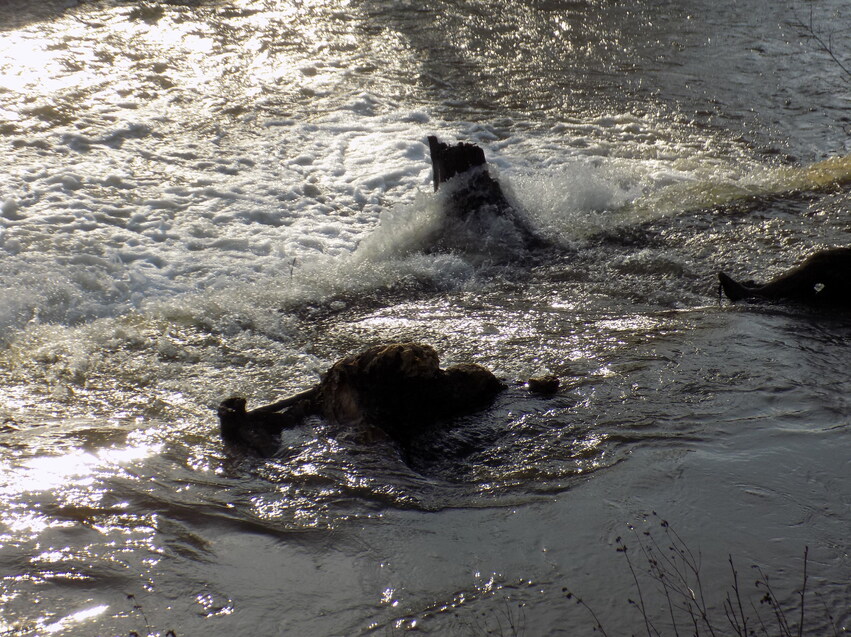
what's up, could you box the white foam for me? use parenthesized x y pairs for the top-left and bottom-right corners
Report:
(1, 199), (21, 220)
(0, 118), (769, 348)
(0, 41), (790, 358)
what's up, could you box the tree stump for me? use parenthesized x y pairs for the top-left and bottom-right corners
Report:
(427, 136), (488, 191)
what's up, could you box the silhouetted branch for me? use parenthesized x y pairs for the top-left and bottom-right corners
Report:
(564, 515), (836, 635)
(791, 5), (851, 81)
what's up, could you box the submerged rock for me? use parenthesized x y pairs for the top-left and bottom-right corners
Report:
(527, 375), (560, 395)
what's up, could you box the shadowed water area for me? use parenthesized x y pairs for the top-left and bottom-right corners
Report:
(1, 0), (849, 634)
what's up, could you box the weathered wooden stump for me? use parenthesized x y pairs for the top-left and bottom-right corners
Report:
(426, 136), (546, 251)
(427, 136), (488, 191)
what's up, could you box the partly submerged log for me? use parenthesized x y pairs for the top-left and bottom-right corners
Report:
(426, 136), (547, 252)
(219, 342), (506, 456)
(718, 247), (851, 307)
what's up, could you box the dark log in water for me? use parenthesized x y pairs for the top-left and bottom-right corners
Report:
(718, 247), (851, 307)
(219, 342), (506, 456)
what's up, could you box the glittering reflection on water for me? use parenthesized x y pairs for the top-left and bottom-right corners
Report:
(1, 443), (159, 497)
(0, 0), (423, 139)
(0, 435), (164, 634)
(39, 604), (110, 636)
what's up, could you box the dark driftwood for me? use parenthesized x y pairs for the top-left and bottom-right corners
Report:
(718, 247), (851, 307)
(219, 343), (505, 456)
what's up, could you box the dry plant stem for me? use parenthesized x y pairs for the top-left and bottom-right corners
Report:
(127, 594), (150, 633)
(751, 598), (771, 636)
(644, 518), (718, 636)
(657, 556), (682, 637)
(618, 531), (658, 637)
(565, 590), (610, 637)
(126, 593), (177, 637)
(649, 524), (700, 634)
(499, 598), (523, 637)
(643, 524), (703, 626)
(569, 517), (829, 636)
(755, 565), (793, 636)
(797, 546), (808, 637)
(664, 523), (717, 636)
(820, 598), (840, 637)
(632, 529), (681, 636)
(722, 555), (749, 636)
(723, 600), (740, 636)
(734, 555), (748, 635)
(794, 5), (851, 80)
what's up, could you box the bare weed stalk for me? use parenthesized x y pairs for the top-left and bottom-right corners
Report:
(791, 4), (851, 81)
(562, 589), (610, 636)
(126, 593), (177, 637)
(567, 514), (831, 636)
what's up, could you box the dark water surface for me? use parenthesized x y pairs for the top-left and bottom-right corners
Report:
(1, 0), (849, 634)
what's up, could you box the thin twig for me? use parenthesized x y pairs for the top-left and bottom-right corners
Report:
(728, 555), (748, 636)
(819, 597), (840, 637)
(798, 546), (808, 637)
(751, 597), (771, 636)
(791, 4), (851, 80)
(663, 522), (717, 637)
(619, 532), (659, 637)
(755, 565), (792, 636)
(633, 525), (681, 636)
(564, 589), (610, 637)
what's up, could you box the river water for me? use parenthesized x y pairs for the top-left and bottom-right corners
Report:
(1, 0), (849, 634)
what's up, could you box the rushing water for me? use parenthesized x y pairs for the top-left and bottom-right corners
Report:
(1, 0), (850, 634)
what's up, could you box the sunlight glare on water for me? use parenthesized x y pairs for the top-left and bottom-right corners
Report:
(0, 443), (161, 537)
(42, 604), (110, 635)
(0, 30), (95, 97)
(9, 444), (160, 493)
